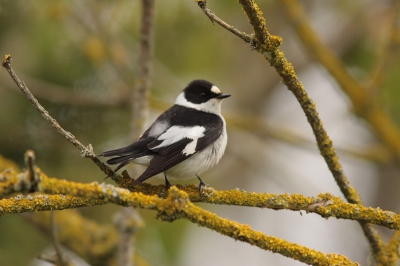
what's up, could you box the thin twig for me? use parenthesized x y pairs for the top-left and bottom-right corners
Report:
(51, 211), (73, 266)
(368, 0), (400, 92)
(24, 150), (36, 184)
(196, 1), (252, 44)
(22, 210), (119, 266)
(1, 54), (122, 183)
(114, 208), (144, 266)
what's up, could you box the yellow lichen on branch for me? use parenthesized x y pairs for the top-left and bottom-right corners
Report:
(0, 154), (20, 172)
(280, 0), (400, 162)
(235, 1), (362, 208)
(2, 168), (400, 231)
(0, 194), (105, 216)
(0, 168), (360, 265)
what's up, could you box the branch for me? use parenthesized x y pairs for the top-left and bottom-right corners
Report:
(387, 231), (400, 265)
(22, 210), (118, 265)
(1, 170), (356, 265)
(280, 0), (400, 162)
(2, 61), (389, 165)
(2, 168), (400, 231)
(1, 54), (122, 183)
(195, 0), (386, 261)
(0, 194), (105, 216)
(0, 154), (20, 172)
(196, 0), (359, 203)
(368, 1), (400, 92)
(131, 0), (155, 139)
(196, 1), (252, 44)
(50, 212), (74, 266)
(114, 208), (144, 266)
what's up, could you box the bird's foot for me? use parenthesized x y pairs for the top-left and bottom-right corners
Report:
(164, 174), (172, 190)
(196, 174), (208, 193)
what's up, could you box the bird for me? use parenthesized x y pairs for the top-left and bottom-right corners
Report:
(100, 79), (230, 191)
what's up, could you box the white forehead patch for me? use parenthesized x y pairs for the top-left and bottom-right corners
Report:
(211, 85), (221, 94)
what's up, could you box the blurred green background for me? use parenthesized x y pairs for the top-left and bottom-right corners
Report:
(1, 1), (400, 265)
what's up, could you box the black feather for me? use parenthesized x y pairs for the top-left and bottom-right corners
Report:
(101, 137), (155, 171)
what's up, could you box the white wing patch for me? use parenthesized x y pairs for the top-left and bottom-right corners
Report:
(182, 139), (198, 156)
(152, 126), (206, 155)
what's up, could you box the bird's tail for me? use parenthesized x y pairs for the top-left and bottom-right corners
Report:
(99, 138), (155, 172)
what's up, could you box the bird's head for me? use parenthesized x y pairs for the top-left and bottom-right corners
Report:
(175, 80), (230, 115)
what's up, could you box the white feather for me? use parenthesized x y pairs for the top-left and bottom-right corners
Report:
(151, 126), (205, 150)
(165, 115), (227, 180)
(175, 93), (223, 115)
(133, 155), (153, 166)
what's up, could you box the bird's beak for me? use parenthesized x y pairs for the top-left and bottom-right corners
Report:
(216, 93), (231, 99)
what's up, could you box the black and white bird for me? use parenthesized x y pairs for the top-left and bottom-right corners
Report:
(100, 79), (230, 190)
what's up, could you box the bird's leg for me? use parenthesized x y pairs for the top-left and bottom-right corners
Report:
(164, 173), (172, 189)
(196, 174), (208, 193)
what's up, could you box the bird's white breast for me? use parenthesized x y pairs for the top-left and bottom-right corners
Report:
(165, 116), (227, 180)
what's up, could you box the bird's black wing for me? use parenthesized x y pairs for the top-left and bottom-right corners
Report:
(132, 110), (223, 185)
(100, 137), (156, 172)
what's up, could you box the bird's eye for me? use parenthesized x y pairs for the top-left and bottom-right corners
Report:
(200, 93), (207, 98)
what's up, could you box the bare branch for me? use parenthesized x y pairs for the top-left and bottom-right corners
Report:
(368, 1), (400, 92)
(114, 208), (144, 266)
(196, 0), (252, 44)
(131, 0), (155, 138)
(51, 212), (74, 266)
(23, 210), (118, 265)
(1, 55), (122, 183)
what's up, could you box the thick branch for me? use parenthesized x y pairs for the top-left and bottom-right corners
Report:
(0, 194), (105, 215)
(2, 168), (400, 231)
(195, 0), (385, 260)
(280, 0), (400, 162)
(1, 169), (355, 265)
(196, 1), (360, 204)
